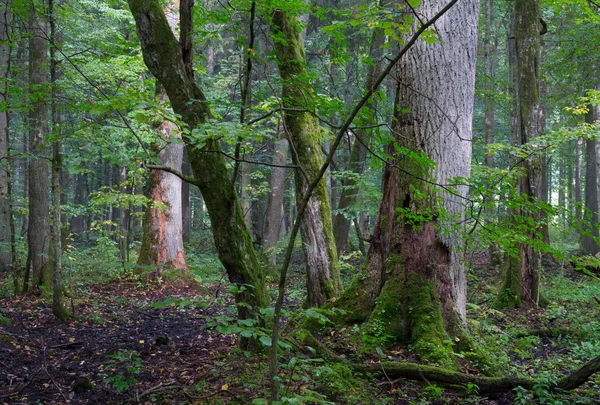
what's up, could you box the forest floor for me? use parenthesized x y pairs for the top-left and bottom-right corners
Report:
(1, 257), (599, 404)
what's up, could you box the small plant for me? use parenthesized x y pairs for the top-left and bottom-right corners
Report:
(104, 349), (142, 392)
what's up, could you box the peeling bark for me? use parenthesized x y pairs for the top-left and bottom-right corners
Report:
(127, 0), (268, 326)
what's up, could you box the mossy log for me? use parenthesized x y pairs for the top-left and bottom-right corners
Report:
(291, 329), (600, 395)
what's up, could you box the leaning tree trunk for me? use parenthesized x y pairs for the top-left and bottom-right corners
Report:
(271, 10), (341, 307)
(496, 0), (543, 308)
(582, 101), (600, 255)
(338, 0), (479, 367)
(28, 6), (52, 290)
(127, 0), (269, 329)
(0, 5), (13, 273)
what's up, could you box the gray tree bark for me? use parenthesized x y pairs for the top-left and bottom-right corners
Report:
(582, 102), (600, 255)
(338, 0), (479, 366)
(28, 5), (51, 289)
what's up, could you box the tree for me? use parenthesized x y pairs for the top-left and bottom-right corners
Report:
(127, 0), (269, 333)
(0, 2), (13, 274)
(337, 0), (480, 367)
(270, 8), (341, 307)
(582, 100), (600, 255)
(27, 2), (52, 290)
(495, 0), (543, 308)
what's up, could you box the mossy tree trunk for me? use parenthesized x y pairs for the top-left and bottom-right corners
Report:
(270, 10), (341, 307)
(338, 0), (479, 367)
(127, 0), (269, 327)
(496, 0), (543, 308)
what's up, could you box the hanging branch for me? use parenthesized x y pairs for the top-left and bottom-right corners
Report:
(267, 0), (460, 400)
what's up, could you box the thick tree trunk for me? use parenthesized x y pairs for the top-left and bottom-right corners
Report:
(0, 5), (13, 272)
(181, 153), (191, 241)
(339, 0), (479, 366)
(137, 86), (187, 272)
(138, 1), (188, 273)
(582, 103), (600, 255)
(263, 128), (289, 266)
(127, 0), (269, 326)
(28, 7), (52, 289)
(333, 27), (384, 257)
(271, 10), (341, 307)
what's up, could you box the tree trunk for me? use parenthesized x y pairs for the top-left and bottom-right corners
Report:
(338, 0), (479, 367)
(70, 167), (88, 238)
(496, 0), (543, 308)
(263, 126), (289, 266)
(575, 137), (583, 221)
(49, 0), (69, 319)
(28, 6), (52, 289)
(181, 152), (191, 241)
(271, 10), (341, 307)
(0, 5), (13, 273)
(333, 26), (384, 257)
(137, 1), (188, 273)
(582, 102), (600, 255)
(137, 85), (188, 272)
(118, 165), (129, 264)
(127, 0), (269, 328)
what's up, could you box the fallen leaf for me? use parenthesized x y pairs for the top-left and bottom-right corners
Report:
(221, 383), (228, 391)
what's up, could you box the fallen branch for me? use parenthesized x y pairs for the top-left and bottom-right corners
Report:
(292, 330), (600, 395)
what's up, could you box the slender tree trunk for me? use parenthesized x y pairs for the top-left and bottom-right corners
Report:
(263, 125), (289, 265)
(582, 102), (600, 255)
(118, 165), (129, 264)
(575, 137), (583, 220)
(496, 0), (543, 308)
(127, 0), (269, 333)
(338, 0), (480, 366)
(181, 152), (191, 241)
(70, 167), (88, 237)
(333, 26), (384, 257)
(0, 4), (13, 273)
(49, 0), (69, 319)
(28, 5), (51, 289)
(271, 10), (341, 307)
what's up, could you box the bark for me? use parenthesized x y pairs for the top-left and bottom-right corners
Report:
(0, 4), (13, 271)
(582, 102), (600, 255)
(333, 26), (384, 257)
(539, 39), (550, 244)
(137, 85), (187, 272)
(263, 126), (289, 266)
(271, 10), (341, 307)
(28, 6), (51, 289)
(127, 0), (269, 325)
(339, 0), (479, 366)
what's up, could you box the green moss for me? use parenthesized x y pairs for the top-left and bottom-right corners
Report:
(405, 274), (455, 369)
(493, 254), (522, 310)
(367, 269), (406, 339)
(314, 362), (380, 405)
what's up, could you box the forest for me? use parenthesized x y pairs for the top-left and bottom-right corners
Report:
(1, 0), (600, 403)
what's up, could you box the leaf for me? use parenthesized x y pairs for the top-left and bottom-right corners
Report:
(221, 383), (229, 391)
(260, 336), (272, 347)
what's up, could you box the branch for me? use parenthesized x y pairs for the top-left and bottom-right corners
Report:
(145, 164), (202, 187)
